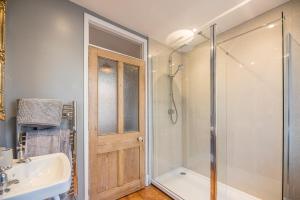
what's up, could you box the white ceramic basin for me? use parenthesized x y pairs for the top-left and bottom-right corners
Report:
(1, 153), (71, 200)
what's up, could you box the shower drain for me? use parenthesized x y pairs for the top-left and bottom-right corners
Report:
(180, 172), (186, 175)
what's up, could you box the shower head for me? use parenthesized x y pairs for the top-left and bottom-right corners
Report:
(168, 45), (185, 78)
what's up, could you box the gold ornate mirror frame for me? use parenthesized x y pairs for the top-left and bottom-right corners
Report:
(0, 0), (6, 120)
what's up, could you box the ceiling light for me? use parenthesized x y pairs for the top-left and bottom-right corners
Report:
(100, 63), (113, 73)
(192, 28), (197, 33)
(166, 29), (194, 47)
(267, 24), (275, 29)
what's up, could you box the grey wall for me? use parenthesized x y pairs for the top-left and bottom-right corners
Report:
(0, 0), (147, 199)
(5, 1), (85, 199)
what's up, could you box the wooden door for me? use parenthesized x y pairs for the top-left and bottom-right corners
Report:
(89, 46), (145, 200)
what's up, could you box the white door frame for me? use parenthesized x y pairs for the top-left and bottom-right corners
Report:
(84, 13), (149, 200)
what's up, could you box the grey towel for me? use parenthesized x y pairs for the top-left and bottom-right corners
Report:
(24, 128), (72, 163)
(17, 98), (63, 128)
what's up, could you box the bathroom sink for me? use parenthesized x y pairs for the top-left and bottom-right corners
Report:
(1, 153), (71, 200)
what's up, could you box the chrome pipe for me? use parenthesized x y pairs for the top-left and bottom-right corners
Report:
(210, 24), (217, 200)
(72, 101), (77, 132)
(286, 32), (291, 189)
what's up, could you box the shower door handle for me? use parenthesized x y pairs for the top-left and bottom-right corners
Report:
(137, 136), (144, 142)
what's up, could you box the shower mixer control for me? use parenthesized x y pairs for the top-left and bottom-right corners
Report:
(168, 109), (175, 115)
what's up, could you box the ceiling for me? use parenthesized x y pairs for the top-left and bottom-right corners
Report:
(70, 0), (288, 47)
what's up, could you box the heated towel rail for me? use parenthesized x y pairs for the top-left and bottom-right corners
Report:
(17, 101), (78, 199)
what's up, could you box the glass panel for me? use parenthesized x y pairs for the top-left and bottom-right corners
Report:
(124, 63), (139, 132)
(98, 57), (118, 135)
(285, 33), (300, 200)
(89, 25), (142, 59)
(151, 26), (212, 199)
(217, 19), (283, 200)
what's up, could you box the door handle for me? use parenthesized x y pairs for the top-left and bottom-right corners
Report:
(137, 136), (144, 142)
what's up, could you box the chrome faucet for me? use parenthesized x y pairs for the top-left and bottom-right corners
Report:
(0, 167), (8, 187)
(0, 166), (10, 193)
(0, 166), (19, 195)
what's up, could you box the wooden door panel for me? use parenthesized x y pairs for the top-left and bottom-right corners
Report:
(123, 147), (140, 183)
(96, 142), (140, 155)
(96, 151), (118, 193)
(89, 46), (145, 200)
(97, 132), (141, 153)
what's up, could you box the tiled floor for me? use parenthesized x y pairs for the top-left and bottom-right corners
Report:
(119, 185), (172, 200)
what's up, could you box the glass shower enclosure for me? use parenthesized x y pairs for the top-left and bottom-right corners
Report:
(150, 13), (285, 200)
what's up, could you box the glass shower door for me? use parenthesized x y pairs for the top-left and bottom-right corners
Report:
(216, 17), (284, 200)
(284, 33), (300, 200)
